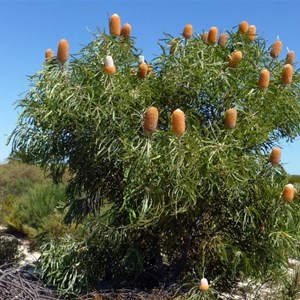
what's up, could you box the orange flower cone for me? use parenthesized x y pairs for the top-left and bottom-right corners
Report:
(109, 14), (121, 36)
(282, 184), (294, 202)
(228, 51), (243, 68)
(208, 26), (218, 44)
(270, 40), (282, 58)
(247, 25), (256, 42)
(286, 51), (295, 65)
(270, 147), (281, 165)
(281, 64), (293, 85)
(183, 24), (193, 39)
(171, 109), (185, 136)
(57, 39), (69, 63)
(202, 32), (208, 42)
(138, 63), (148, 79)
(224, 108), (237, 129)
(103, 56), (116, 75)
(144, 107), (159, 135)
(239, 21), (249, 34)
(45, 49), (54, 60)
(120, 23), (131, 38)
(218, 33), (227, 47)
(258, 69), (270, 89)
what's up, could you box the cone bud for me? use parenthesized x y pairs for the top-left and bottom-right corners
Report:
(218, 33), (227, 47)
(109, 14), (121, 36)
(239, 21), (249, 34)
(104, 56), (116, 75)
(224, 108), (237, 129)
(172, 109), (186, 136)
(199, 278), (209, 292)
(270, 40), (282, 58)
(270, 147), (281, 165)
(45, 49), (54, 60)
(57, 39), (69, 63)
(144, 107), (159, 135)
(281, 64), (293, 85)
(208, 26), (218, 44)
(282, 184), (294, 202)
(183, 24), (193, 39)
(258, 69), (270, 89)
(247, 25), (256, 42)
(228, 51), (243, 68)
(286, 51), (295, 65)
(120, 23), (131, 38)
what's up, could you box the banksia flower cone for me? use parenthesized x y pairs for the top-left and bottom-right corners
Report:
(45, 49), (54, 60)
(247, 25), (256, 42)
(57, 39), (69, 63)
(109, 14), (121, 36)
(224, 108), (237, 129)
(286, 51), (295, 65)
(208, 26), (218, 44)
(270, 40), (282, 58)
(138, 63), (148, 79)
(199, 278), (209, 292)
(270, 147), (281, 165)
(103, 56), (116, 75)
(239, 21), (249, 34)
(258, 69), (270, 89)
(144, 107), (159, 135)
(183, 24), (193, 39)
(202, 32), (208, 42)
(281, 64), (293, 85)
(218, 33), (227, 47)
(171, 109), (185, 136)
(120, 23), (131, 38)
(228, 51), (243, 68)
(282, 184), (294, 202)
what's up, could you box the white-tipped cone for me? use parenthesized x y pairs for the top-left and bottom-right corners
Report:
(199, 278), (209, 291)
(105, 56), (114, 67)
(138, 55), (145, 64)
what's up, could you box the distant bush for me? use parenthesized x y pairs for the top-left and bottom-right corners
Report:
(6, 182), (67, 239)
(0, 160), (46, 200)
(289, 174), (300, 184)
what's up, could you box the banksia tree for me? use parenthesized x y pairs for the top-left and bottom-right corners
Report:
(10, 16), (300, 299)
(57, 39), (69, 63)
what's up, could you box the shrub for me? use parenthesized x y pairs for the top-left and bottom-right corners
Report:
(0, 233), (23, 265)
(9, 15), (300, 297)
(6, 182), (67, 238)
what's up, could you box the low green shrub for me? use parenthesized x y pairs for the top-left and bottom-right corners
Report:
(6, 182), (67, 238)
(0, 233), (23, 265)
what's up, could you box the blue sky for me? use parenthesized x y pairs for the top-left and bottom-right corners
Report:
(0, 0), (300, 174)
